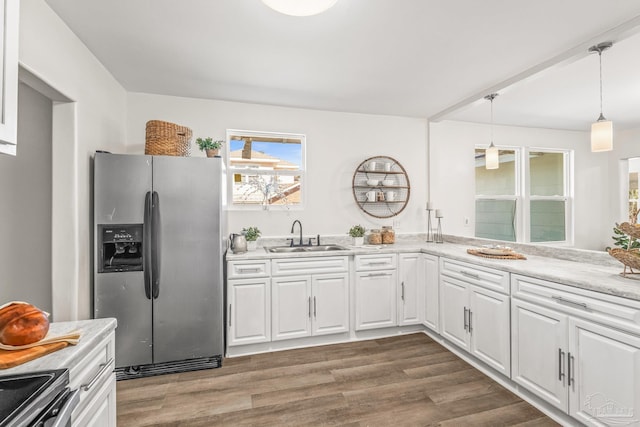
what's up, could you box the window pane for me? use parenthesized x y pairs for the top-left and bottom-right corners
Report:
(530, 152), (564, 196)
(475, 149), (516, 196)
(475, 200), (516, 241)
(229, 137), (302, 169)
(232, 173), (301, 206)
(530, 200), (565, 242)
(227, 130), (304, 208)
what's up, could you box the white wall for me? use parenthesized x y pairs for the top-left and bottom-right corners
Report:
(0, 83), (52, 312)
(429, 120), (610, 251)
(17, 0), (127, 320)
(126, 93), (428, 238)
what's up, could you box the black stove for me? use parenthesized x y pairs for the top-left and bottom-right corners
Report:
(0, 369), (73, 427)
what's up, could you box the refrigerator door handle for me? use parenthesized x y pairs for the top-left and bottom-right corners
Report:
(151, 191), (161, 299)
(143, 191), (152, 299)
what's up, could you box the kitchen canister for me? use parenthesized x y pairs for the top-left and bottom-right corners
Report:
(382, 226), (395, 244)
(368, 229), (382, 244)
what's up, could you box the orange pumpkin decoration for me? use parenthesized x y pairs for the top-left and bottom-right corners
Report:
(0, 302), (50, 345)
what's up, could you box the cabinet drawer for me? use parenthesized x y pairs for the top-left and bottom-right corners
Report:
(512, 274), (640, 336)
(440, 258), (509, 294)
(70, 332), (115, 419)
(272, 256), (348, 276)
(227, 260), (271, 278)
(355, 254), (397, 271)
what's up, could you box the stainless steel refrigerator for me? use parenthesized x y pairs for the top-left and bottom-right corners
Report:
(93, 153), (224, 378)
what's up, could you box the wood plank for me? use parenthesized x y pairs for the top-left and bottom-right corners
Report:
(116, 333), (559, 426)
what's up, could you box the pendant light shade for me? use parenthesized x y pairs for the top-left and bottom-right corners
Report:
(589, 42), (613, 152)
(591, 116), (613, 152)
(262, 0), (338, 16)
(485, 93), (499, 170)
(486, 143), (499, 169)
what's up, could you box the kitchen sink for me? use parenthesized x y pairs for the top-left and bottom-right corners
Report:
(265, 244), (348, 253)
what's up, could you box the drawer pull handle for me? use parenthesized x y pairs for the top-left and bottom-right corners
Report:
(366, 272), (389, 277)
(463, 307), (468, 331)
(552, 296), (588, 310)
(367, 262), (388, 266)
(82, 358), (114, 391)
(238, 267), (260, 273)
(460, 270), (480, 280)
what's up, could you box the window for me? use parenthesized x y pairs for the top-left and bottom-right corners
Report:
(226, 130), (305, 209)
(475, 147), (572, 244)
(475, 149), (518, 242)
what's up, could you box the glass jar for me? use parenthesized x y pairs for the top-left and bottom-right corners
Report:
(368, 229), (382, 245)
(382, 226), (395, 244)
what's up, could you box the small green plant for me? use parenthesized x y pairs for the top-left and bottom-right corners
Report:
(242, 226), (261, 241)
(195, 137), (224, 151)
(611, 223), (640, 250)
(348, 225), (366, 238)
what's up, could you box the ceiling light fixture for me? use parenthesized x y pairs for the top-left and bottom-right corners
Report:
(589, 41), (613, 152)
(485, 93), (499, 170)
(261, 0), (338, 16)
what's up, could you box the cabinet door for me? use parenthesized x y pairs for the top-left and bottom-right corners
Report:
(272, 275), (312, 341)
(423, 254), (439, 332)
(439, 276), (469, 351)
(72, 373), (116, 427)
(228, 278), (271, 346)
(569, 318), (640, 426)
(511, 298), (568, 411)
(398, 253), (422, 326)
(0, 0), (19, 155)
(312, 272), (349, 336)
(468, 285), (511, 377)
(355, 270), (397, 330)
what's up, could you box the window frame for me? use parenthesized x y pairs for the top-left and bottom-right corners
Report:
(225, 129), (306, 211)
(474, 145), (573, 245)
(522, 147), (574, 246)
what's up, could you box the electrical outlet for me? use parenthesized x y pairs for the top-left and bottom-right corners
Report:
(464, 217), (470, 226)
(393, 219), (400, 229)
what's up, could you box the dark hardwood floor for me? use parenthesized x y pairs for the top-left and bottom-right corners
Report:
(116, 333), (559, 426)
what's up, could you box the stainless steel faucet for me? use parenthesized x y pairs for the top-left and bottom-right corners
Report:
(290, 220), (303, 246)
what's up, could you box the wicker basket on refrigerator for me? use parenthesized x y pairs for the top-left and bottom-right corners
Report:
(144, 120), (192, 156)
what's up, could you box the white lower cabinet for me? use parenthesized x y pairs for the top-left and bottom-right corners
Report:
(73, 372), (116, 427)
(398, 253), (423, 326)
(569, 317), (640, 426)
(355, 269), (397, 330)
(272, 272), (349, 340)
(228, 278), (271, 346)
(512, 274), (640, 426)
(439, 258), (511, 377)
(511, 298), (568, 410)
(423, 253), (439, 332)
(70, 326), (116, 427)
(312, 273), (350, 336)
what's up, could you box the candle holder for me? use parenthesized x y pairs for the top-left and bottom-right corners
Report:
(435, 215), (444, 243)
(426, 208), (434, 242)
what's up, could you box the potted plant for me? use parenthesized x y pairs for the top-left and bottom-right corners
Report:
(196, 137), (224, 158)
(348, 225), (366, 246)
(242, 226), (261, 251)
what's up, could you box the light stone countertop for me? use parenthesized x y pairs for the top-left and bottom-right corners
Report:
(2, 318), (117, 375)
(227, 242), (640, 302)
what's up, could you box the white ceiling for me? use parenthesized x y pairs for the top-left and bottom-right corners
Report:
(44, 0), (640, 130)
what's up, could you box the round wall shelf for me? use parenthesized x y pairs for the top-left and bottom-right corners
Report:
(352, 155), (410, 219)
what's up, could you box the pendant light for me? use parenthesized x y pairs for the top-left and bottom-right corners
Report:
(589, 42), (613, 152)
(485, 93), (499, 170)
(262, 0), (338, 16)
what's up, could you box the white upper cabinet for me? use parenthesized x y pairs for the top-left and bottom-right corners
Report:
(0, 0), (19, 155)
